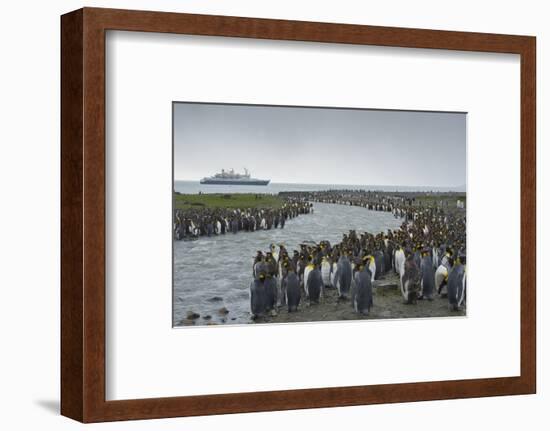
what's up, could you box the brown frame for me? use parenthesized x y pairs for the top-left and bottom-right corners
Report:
(61, 7), (536, 423)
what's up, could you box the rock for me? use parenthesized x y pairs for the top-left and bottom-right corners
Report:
(209, 296), (223, 302)
(203, 315), (212, 320)
(180, 319), (195, 326)
(218, 307), (229, 315)
(376, 281), (398, 289)
(231, 317), (236, 321)
(186, 311), (200, 320)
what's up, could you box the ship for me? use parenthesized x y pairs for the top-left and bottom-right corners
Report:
(199, 168), (270, 186)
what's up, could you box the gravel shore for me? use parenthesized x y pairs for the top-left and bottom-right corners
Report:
(253, 271), (466, 324)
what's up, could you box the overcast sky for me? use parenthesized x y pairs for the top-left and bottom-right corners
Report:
(173, 102), (466, 188)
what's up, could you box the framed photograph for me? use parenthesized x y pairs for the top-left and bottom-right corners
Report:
(61, 7), (536, 422)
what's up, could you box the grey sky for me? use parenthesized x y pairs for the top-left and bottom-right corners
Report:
(173, 102), (466, 188)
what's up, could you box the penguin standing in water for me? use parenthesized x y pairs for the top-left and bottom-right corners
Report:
(420, 247), (435, 300)
(285, 268), (301, 312)
(249, 273), (266, 319)
(337, 252), (352, 298)
(447, 253), (466, 311)
(306, 264), (323, 304)
(353, 261), (373, 315)
(206, 220), (214, 237)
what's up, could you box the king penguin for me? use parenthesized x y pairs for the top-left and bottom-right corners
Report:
(447, 254), (466, 311)
(285, 269), (301, 312)
(337, 253), (352, 298)
(249, 273), (266, 319)
(321, 257), (332, 287)
(306, 264), (323, 304)
(420, 248), (435, 300)
(353, 264), (373, 315)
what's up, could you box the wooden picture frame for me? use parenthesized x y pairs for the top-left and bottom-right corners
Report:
(61, 7), (536, 423)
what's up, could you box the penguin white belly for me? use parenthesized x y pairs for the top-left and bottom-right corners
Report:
(458, 272), (467, 306)
(369, 259), (376, 283)
(260, 218), (266, 229)
(321, 262), (331, 286)
(330, 263), (339, 289)
(277, 277), (285, 307)
(394, 249), (405, 275)
(303, 266), (313, 296)
(216, 221), (221, 233)
(435, 265), (448, 294)
(398, 261), (406, 298)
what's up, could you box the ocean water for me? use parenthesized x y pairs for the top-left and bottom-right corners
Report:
(173, 202), (403, 326)
(174, 180), (459, 195)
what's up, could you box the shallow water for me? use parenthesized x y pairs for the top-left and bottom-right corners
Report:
(173, 202), (403, 326)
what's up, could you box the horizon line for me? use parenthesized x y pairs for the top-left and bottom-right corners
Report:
(173, 178), (466, 190)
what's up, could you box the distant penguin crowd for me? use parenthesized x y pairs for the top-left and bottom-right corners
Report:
(173, 199), (312, 240)
(281, 189), (465, 223)
(250, 190), (466, 319)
